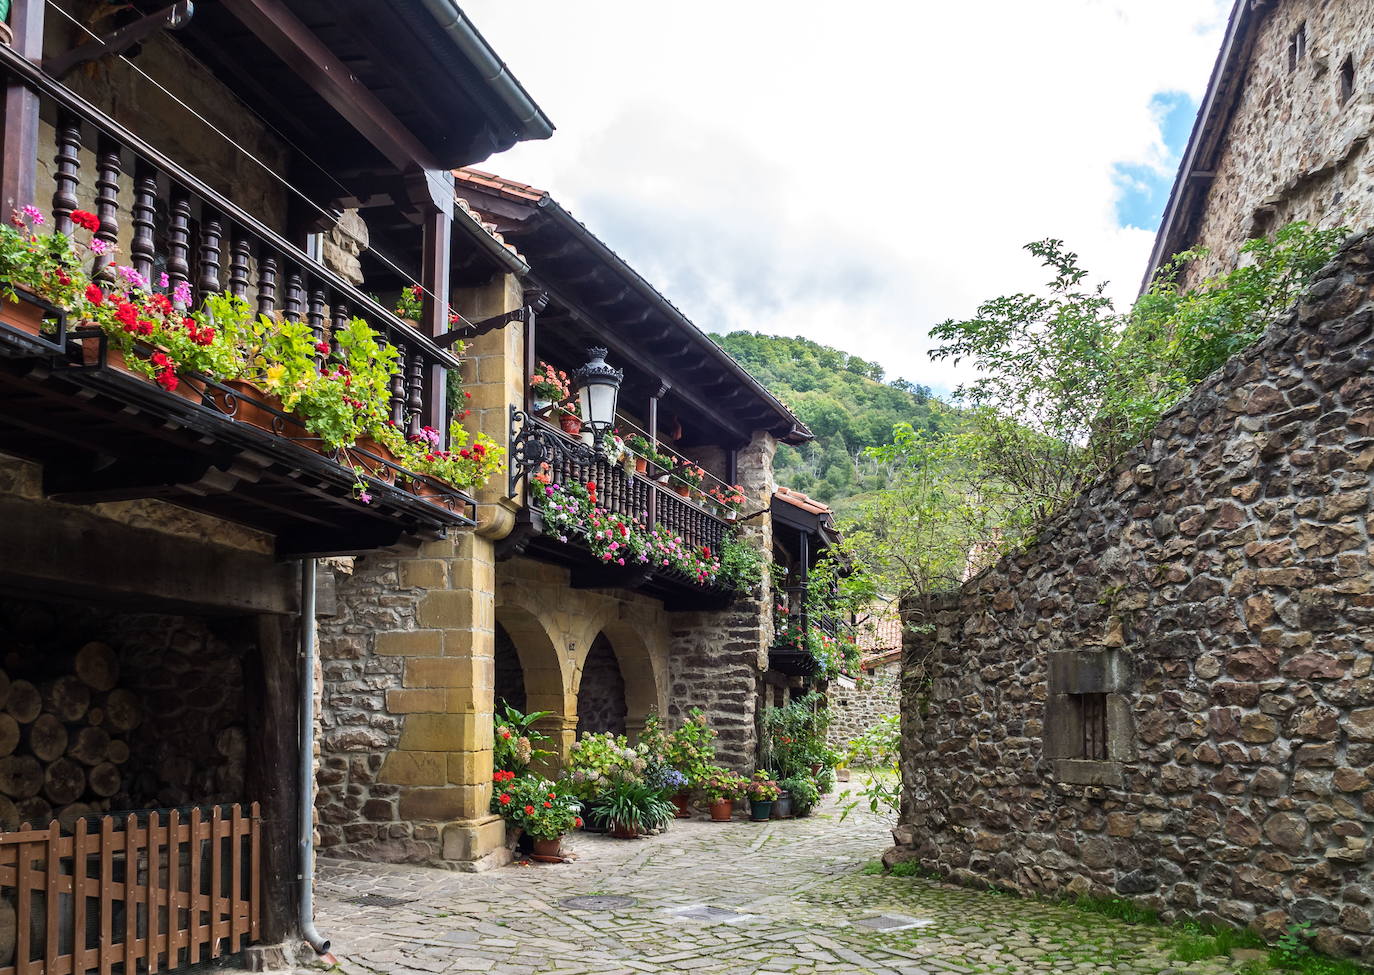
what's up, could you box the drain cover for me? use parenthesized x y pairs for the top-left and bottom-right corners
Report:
(855, 914), (932, 932)
(345, 893), (414, 908)
(559, 895), (638, 911)
(670, 905), (751, 923)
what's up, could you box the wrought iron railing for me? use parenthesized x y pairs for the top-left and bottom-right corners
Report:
(511, 410), (729, 563)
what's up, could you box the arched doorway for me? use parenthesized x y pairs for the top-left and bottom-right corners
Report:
(493, 622), (526, 713)
(576, 633), (627, 736)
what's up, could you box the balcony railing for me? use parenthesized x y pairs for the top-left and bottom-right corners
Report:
(0, 47), (475, 555)
(509, 414), (734, 602)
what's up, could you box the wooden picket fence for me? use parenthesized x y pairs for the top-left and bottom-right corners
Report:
(0, 804), (260, 975)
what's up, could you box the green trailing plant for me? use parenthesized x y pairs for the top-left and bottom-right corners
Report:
(716, 535), (763, 595)
(760, 692), (831, 779)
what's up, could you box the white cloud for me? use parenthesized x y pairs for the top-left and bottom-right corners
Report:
(462, 0), (1231, 393)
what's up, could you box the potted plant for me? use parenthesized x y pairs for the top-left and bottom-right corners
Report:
(700, 768), (746, 822)
(781, 775), (820, 817)
(589, 779), (675, 839)
(490, 774), (582, 859)
(746, 772), (780, 822)
(627, 434), (654, 474)
(529, 360), (570, 414)
(392, 283), (424, 325)
(672, 464), (704, 499)
(558, 400), (582, 436)
(707, 484), (746, 521)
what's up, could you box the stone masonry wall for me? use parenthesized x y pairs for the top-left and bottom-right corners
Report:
(667, 429), (777, 770)
(894, 232), (1374, 963)
(1183, 0), (1374, 287)
(827, 669), (900, 751)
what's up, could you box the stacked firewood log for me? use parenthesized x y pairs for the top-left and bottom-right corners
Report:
(0, 641), (140, 830)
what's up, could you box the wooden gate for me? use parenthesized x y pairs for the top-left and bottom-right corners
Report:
(0, 804), (260, 975)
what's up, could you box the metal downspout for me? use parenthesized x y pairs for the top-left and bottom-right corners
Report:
(299, 558), (331, 955)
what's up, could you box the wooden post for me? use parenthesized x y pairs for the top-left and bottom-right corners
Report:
(1, 0), (43, 217)
(418, 188), (452, 437)
(245, 616), (300, 945)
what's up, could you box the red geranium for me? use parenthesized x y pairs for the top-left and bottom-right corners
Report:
(70, 209), (99, 232)
(84, 283), (104, 306)
(524, 805), (535, 815)
(498, 793), (511, 805)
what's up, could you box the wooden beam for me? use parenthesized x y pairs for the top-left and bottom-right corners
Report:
(0, 0), (42, 216)
(415, 179), (453, 434)
(0, 495), (296, 615)
(218, 0), (439, 173)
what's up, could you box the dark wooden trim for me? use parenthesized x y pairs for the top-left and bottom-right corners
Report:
(0, 0), (43, 216)
(218, 0), (439, 172)
(246, 615), (300, 944)
(0, 495), (297, 615)
(0, 43), (462, 369)
(418, 193), (452, 434)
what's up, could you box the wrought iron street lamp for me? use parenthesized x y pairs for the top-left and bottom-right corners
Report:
(571, 347), (623, 440)
(508, 347), (626, 494)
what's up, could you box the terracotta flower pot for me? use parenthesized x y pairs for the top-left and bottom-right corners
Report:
(532, 836), (562, 859)
(215, 379), (299, 436)
(634, 456), (648, 474)
(1, 291), (48, 338)
(609, 821), (637, 839)
(709, 798), (733, 822)
(674, 483), (691, 498)
(352, 436), (397, 477)
(671, 792), (693, 819)
(559, 413), (582, 436)
(81, 340), (204, 405)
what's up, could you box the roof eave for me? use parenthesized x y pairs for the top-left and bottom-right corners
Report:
(538, 200), (813, 443)
(1140, 0), (1264, 293)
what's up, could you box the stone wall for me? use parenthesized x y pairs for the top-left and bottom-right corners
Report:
(893, 232), (1374, 963)
(667, 429), (778, 770)
(827, 670), (900, 751)
(1182, 0), (1374, 286)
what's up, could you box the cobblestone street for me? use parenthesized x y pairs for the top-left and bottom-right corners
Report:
(305, 791), (1244, 975)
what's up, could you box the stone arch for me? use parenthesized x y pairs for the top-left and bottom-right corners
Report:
(575, 633), (627, 736)
(493, 602), (574, 757)
(570, 615), (665, 741)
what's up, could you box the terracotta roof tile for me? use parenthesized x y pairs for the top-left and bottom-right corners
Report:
(774, 486), (832, 516)
(455, 167), (547, 203)
(856, 616), (902, 654)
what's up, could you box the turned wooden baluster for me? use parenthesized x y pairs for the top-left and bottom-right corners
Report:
(282, 270), (303, 320)
(227, 235), (251, 299)
(92, 137), (121, 282)
(167, 192), (191, 306)
(198, 210), (222, 297)
(406, 351), (425, 438)
(130, 162), (157, 287)
(256, 253), (278, 318)
(390, 344), (408, 429)
(51, 113), (81, 235)
(307, 286), (326, 364)
(329, 301), (349, 359)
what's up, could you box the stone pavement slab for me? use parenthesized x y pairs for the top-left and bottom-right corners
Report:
(302, 792), (1242, 975)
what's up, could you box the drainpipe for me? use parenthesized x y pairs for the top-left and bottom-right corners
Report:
(299, 558), (331, 955)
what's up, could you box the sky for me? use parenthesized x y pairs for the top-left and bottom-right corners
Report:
(462, 1), (1233, 395)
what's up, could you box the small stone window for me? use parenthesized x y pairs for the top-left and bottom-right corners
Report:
(1288, 22), (1306, 72)
(1340, 54), (1357, 104)
(1045, 649), (1134, 785)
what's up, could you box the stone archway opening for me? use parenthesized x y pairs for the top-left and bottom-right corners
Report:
(493, 622), (527, 714)
(576, 633), (627, 736)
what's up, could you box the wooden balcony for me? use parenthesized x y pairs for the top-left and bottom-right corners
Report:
(0, 48), (475, 556)
(499, 416), (737, 610)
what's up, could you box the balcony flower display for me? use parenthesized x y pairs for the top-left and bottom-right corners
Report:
(771, 619), (860, 680)
(706, 484), (747, 520)
(529, 360), (570, 412)
(0, 206), (505, 503)
(392, 283), (424, 322)
(626, 434), (671, 475)
(531, 480), (726, 587)
(670, 464), (705, 499)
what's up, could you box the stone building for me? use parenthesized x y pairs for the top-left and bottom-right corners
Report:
(0, 0), (549, 968)
(314, 169), (815, 870)
(1147, 0), (1374, 288)
(890, 235), (1374, 963)
(827, 604), (901, 751)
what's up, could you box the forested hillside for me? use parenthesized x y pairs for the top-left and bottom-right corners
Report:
(710, 332), (953, 511)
